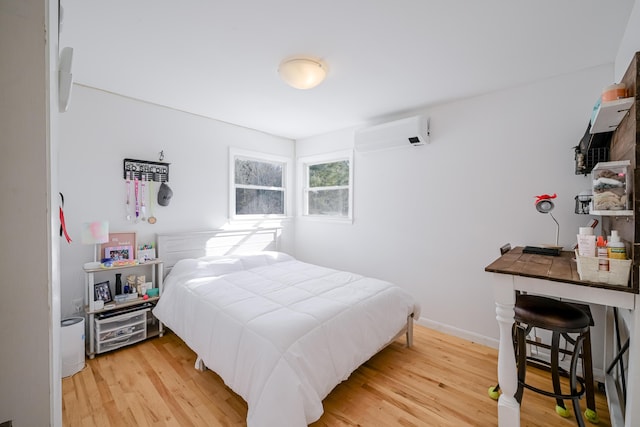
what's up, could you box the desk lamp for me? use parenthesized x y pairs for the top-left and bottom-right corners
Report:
(81, 220), (109, 269)
(523, 194), (561, 256)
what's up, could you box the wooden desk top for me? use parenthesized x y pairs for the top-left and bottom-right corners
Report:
(485, 246), (638, 294)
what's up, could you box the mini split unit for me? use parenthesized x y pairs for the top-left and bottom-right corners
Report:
(354, 115), (430, 152)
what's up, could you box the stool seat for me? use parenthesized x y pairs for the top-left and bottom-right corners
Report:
(516, 295), (591, 333)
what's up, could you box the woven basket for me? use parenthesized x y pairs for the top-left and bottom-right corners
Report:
(575, 250), (632, 286)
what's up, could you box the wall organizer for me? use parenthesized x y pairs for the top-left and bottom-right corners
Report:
(123, 158), (170, 182)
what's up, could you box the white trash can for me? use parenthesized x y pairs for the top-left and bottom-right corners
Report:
(61, 317), (85, 378)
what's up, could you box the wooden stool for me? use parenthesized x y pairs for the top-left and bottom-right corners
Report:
(489, 294), (598, 426)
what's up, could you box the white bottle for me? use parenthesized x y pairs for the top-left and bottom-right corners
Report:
(577, 227), (596, 257)
(607, 230), (627, 259)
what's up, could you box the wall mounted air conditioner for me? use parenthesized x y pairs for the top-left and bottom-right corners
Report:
(354, 115), (430, 152)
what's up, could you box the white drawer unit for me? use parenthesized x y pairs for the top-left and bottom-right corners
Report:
(94, 308), (149, 354)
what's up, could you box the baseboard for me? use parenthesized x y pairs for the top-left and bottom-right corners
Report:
(415, 317), (499, 348)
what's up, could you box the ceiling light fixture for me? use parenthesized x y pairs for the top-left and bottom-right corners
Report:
(278, 58), (327, 90)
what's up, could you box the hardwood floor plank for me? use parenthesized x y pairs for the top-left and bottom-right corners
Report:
(63, 325), (611, 426)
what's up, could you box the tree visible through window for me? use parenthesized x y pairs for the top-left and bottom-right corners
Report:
(299, 150), (353, 220)
(230, 149), (290, 218)
(308, 160), (349, 216)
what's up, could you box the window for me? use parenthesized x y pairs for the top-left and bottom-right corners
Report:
(230, 148), (292, 219)
(298, 150), (353, 221)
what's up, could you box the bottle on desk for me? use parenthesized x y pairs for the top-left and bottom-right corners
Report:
(607, 230), (627, 260)
(597, 236), (609, 271)
(577, 227), (596, 257)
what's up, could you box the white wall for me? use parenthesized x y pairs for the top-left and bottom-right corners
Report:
(615, 0), (640, 81)
(58, 86), (295, 317)
(0, 0), (60, 425)
(295, 64), (614, 352)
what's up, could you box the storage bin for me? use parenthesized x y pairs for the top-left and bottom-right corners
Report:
(575, 250), (632, 286)
(94, 308), (148, 353)
(98, 330), (146, 353)
(591, 160), (631, 211)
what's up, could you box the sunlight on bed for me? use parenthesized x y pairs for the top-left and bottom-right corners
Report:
(157, 228), (280, 274)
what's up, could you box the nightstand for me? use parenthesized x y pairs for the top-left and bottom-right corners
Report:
(83, 259), (164, 358)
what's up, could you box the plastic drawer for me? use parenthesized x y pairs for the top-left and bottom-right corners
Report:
(95, 330), (146, 353)
(97, 321), (145, 342)
(94, 308), (149, 354)
(95, 310), (147, 331)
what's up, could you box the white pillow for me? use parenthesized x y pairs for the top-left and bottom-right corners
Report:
(169, 257), (242, 278)
(232, 251), (294, 269)
(169, 251), (294, 279)
(203, 258), (244, 276)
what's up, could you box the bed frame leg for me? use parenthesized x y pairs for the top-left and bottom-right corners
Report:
(194, 356), (206, 372)
(406, 314), (414, 348)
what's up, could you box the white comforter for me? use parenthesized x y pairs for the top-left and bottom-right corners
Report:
(153, 252), (420, 427)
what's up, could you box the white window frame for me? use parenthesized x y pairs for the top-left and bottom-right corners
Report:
(297, 149), (353, 223)
(229, 148), (292, 220)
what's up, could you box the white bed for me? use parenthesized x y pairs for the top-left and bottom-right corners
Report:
(153, 230), (420, 427)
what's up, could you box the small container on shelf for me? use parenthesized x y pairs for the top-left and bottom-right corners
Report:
(591, 160), (631, 213)
(601, 83), (627, 102)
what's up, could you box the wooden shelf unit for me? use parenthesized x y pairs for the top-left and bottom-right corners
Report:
(84, 259), (164, 358)
(604, 51), (640, 293)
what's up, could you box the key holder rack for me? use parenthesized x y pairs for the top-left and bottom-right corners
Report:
(123, 158), (170, 182)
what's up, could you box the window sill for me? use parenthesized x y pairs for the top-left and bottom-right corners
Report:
(298, 215), (353, 225)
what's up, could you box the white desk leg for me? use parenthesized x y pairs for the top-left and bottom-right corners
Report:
(493, 273), (520, 427)
(624, 295), (640, 427)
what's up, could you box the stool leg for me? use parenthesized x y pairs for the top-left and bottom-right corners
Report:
(515, 324), (527, 403)
(551, 331), (571, 418)
(570, 336), (586, 427)
(581, 330), (599, 424)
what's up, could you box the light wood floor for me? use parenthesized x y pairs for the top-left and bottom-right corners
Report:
(62, 325), (611, 426)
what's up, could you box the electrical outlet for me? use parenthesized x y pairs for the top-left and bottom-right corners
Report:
(72, 298), (84, 314)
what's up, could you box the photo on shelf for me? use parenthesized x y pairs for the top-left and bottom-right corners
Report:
(105, 245), (134, 260)
(94, 280), (113, 304)
(101, 232), (137, 260)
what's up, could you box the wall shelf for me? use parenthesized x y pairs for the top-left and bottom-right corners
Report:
(589, 210), (633, 217)
(590, 97), (634, 134)
(123, 158), (170, 182)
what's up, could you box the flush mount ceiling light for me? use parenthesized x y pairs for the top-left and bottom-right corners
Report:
(278, 58), (327, 90)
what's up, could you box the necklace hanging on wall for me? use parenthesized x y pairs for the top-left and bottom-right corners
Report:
(147, 180), (157, 224)
(140, 175), (147, 222)
(125, 171), (132, 221)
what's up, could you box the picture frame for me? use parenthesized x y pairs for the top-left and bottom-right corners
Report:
(94, 280), (113, 303)
(101, 232), (137, 260)
(105, 245), (134, 261)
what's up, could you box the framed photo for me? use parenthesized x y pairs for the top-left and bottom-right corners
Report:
(94, 280), (113, 303)
(105, 245), (134, 261)
(101, 232), (137, 260)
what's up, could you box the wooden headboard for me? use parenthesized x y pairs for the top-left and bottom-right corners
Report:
(157, 228), (280, 273)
